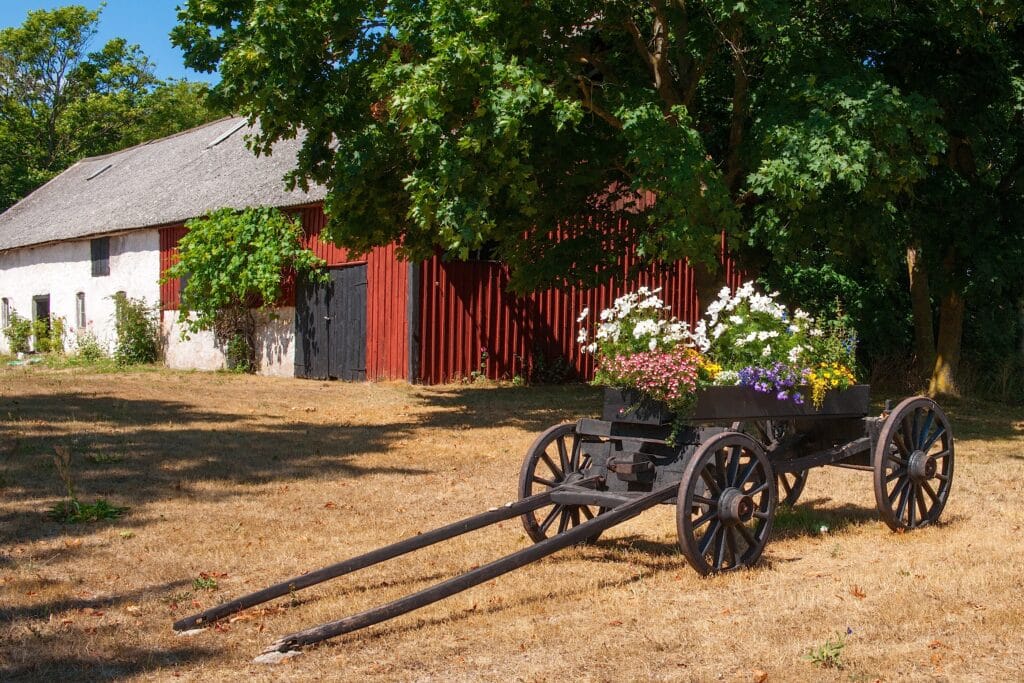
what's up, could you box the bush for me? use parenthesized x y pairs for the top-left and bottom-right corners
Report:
(75, 330), (108, 361)
(4, 311), (32, 354)
(112, 293), (159, 364)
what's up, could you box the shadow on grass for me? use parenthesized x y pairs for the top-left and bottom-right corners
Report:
(0, 579), (215, 682)
(0, 642), (216, 683)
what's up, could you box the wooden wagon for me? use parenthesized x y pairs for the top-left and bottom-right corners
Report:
(175, 385), (954, 655)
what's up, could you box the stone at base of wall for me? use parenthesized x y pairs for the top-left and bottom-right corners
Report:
(162, 307), (295, 378)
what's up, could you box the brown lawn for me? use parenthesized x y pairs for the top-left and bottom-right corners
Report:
(1, 366), (1022, 682)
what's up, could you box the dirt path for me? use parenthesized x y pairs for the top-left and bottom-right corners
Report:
(1, 367), (1022, 681)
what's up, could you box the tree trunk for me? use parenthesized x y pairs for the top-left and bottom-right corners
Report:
(906, 244), (935, 385)
(929, 286), (964, 398)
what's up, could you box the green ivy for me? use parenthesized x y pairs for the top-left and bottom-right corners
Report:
(161, 206), (326, 371)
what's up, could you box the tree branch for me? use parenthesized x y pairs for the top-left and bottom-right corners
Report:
(575, 76), (623, 129)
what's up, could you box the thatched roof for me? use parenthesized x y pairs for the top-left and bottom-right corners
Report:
(0, 117), (326, 251)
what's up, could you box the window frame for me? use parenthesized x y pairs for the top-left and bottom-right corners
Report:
(91, 237), (111, 277)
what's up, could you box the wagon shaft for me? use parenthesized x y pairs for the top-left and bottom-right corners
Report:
(262, 482), (678, 654)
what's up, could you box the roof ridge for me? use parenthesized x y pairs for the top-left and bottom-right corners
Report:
(76, 115), (246, 163)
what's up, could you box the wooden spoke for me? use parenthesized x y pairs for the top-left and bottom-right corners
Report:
(556, 437), (569, 475)
(727, 446), (741, 486)
(532, 476), (556, 488)
(917, 411), (935, 450)
(539, 452), (563, 481)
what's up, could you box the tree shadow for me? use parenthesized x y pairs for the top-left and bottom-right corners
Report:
(1, 641), (216, 682)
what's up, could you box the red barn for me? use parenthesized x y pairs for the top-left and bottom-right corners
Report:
(162, 202), (741, 383)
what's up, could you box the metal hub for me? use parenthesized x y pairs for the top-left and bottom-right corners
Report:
(908, 450), (936, 482)
(718, 488), (755, 523)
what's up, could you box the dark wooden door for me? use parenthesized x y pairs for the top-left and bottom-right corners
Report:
(295, 265), (367, 380)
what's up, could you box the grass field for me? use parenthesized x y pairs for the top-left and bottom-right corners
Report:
(1, 366), (1022, 681)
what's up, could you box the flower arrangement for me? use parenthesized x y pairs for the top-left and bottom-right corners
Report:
(577, 282), (859, 416)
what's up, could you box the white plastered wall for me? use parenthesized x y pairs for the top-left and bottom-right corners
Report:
(162, 307), (296, 377)
(0, 230), (161, 354)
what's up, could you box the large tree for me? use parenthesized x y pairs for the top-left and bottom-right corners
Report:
(0, 5), (224, 212)
(172, 1), (1024, 395)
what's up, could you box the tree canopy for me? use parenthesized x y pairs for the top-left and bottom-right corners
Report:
(169, 1), (1023, 395)
(0, 5), (224, 212)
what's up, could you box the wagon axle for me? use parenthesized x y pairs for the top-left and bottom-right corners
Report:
(173, 386), (954, 657)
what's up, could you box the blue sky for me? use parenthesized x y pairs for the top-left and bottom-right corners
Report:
(0, 1), (217, 83)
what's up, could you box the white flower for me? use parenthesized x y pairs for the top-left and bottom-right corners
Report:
(596, 322), (621, 341)
(810, 328), (824, 337)
(794, 308), (811, 321)
(819, 525), (829, 534)
(585, 342), (597, 353)
(788, 345), (804, 363)
(648, 338), (658, 351)
(632, 319), (660, 338)
(762, 344), (772, 357)
(576, 307), (590, 323)
(576, 328), (588, 344)
(638, 295), (664, 310)
(600, 308), (615, 322)
(729, 315), (744, 325)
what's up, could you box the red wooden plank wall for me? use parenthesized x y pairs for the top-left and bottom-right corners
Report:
(417, 225), (742, 385)
(158, 225), (188, 311)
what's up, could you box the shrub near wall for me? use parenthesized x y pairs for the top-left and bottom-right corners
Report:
(4, 312), (32, 354)
(112, 294), (159, 364)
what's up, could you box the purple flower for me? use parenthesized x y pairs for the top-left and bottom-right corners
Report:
(777, 390), (788, 401)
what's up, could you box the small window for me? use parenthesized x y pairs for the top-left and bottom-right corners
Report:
(178, 270), (190, 298)
(1, 298), (9, 328)
(33, 295), (50, 328)
(91, 237), (110, 277)
(76, 292), (86, 328)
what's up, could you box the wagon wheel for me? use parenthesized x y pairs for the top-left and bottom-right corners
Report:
(518, 423), (605, 544)
(873, 396), (954, 531)
(676, 432), (777, 575)
(731, 419), (808, 507)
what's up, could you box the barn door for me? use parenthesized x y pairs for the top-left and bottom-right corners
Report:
(295, 265), (367, 380)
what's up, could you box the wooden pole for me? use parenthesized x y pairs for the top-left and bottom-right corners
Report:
(173, 485), (589, 631)
(261, 482), (678, 654)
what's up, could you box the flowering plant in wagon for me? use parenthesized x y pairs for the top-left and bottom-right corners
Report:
(577, 282), (860, 418)
(576, 287), (719, 419)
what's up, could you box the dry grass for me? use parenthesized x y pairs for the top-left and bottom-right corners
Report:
(1, 366), (1022, 682)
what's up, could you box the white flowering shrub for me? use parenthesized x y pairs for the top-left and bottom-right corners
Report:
(576, 287), (695, 357)
(698, 283), (822, 372)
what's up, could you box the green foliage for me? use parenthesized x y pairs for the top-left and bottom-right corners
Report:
(224, 334), (252, 373)
(75, 331), (108, 362)
(162, 206), (325, 371)
(112, 294), (159, 365)
(0, 5), (224, 212)
(31, 316), (65, 354)
(50, 498), (128, 524)
(3, 311), (32, 354)
(48, 444), (127, 523)
(805, 632), (848, 670)
(192, 575), (219, 591)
